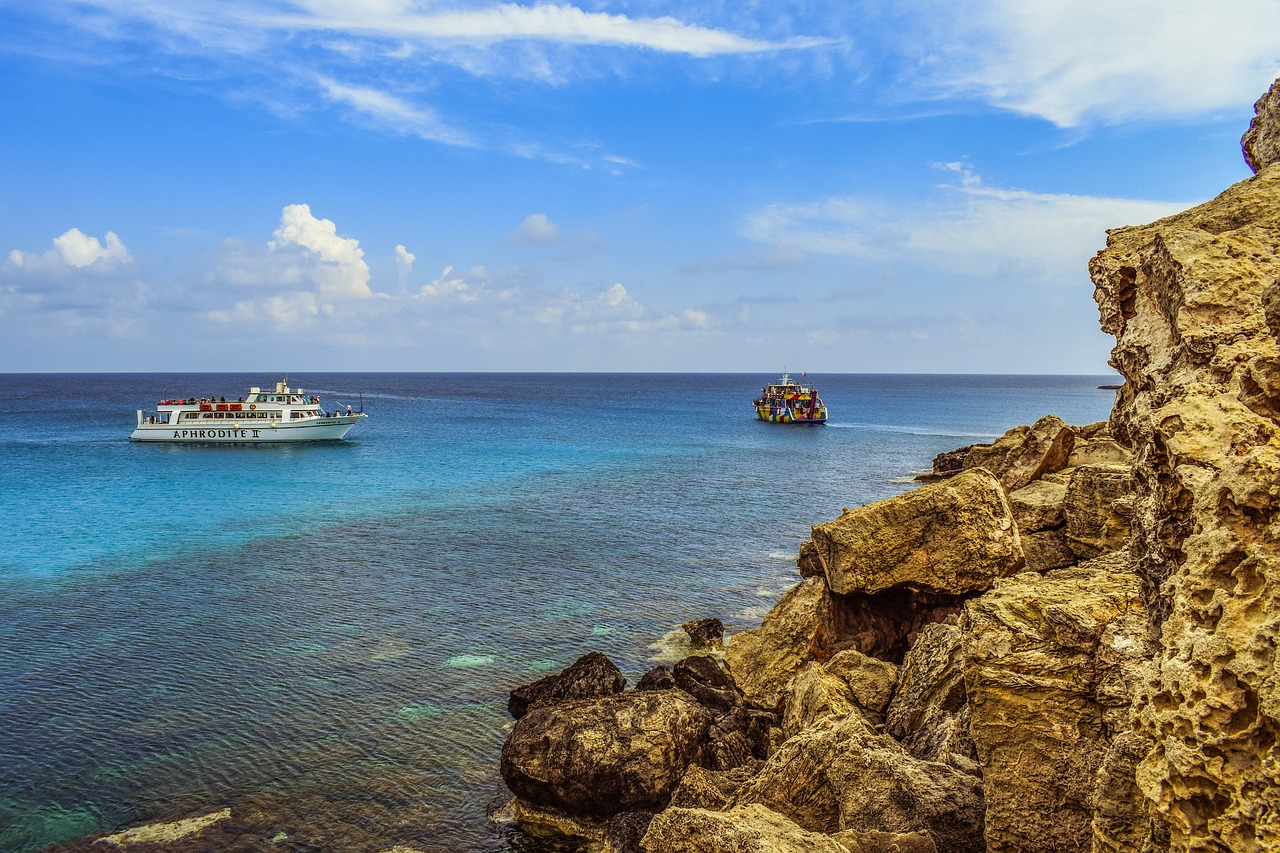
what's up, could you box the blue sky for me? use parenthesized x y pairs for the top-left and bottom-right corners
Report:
(1, 1), (1276, 373)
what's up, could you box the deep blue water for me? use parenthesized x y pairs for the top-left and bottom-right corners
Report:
(0, 373), (1117, 852)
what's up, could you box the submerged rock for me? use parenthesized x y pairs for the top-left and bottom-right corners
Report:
(681, 618), (725, 651)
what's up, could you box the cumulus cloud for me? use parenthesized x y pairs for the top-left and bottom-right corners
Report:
(504, 213), (561, 244)
(8, 227), (132, 270)
(395, 243), (415, 289)
(270, 203), (373, 299)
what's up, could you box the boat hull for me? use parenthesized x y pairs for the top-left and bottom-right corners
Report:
(130, 416), (364, 442)
(755, 406), (827, 424)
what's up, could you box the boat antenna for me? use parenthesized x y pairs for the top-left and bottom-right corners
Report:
(359, 391), (364, 414)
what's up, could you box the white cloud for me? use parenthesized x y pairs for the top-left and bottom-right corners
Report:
(505, 212), (561, 244)
(395, 243), (415, 289)
(269, 203), (373, 299)
(258, 2), (826, 56)
(915, 0), (1280, 126)
(318, 77), (474, 146)
(744, 166), (1186, 284)
(8, 227), (132, 270)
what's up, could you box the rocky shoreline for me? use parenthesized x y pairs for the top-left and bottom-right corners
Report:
(493, 80), (1280, 852)
(42, 78), (1280, 853)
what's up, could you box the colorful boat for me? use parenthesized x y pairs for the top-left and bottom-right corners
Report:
(130, 379), (367, 442)
(754, 372), (828, 424)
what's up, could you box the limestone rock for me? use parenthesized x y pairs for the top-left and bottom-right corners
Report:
(508, 651), (627, 719)
(884, 621), (978, 774)
(1063, 464), (1133, 559)
(724, 577), (835, 710)
(962, 415), (1076, 491)
(733, 714), (986, 851)
(1008, 479), (1068, 533)
(781, 663), (859, 739)
(797, 538), (823, 578)
(636, 664), (676, 691)
(1021, 528), (1078, 573)
(917, 444), (973, 481)
(682, 619), (725, 651)
(501, 690), (713, 817)
(1090, 142), (1280, 851)
(503, 797), (606, 844)
(1243, 76), (1280, 173)
(832, 829), (938, 853)
(810, 468), (1024, 596)
(640, 804), (850, 853)
(821, 647), (899, 715)
(669, 764), (760, 811)
(960, 553), (1150, 853)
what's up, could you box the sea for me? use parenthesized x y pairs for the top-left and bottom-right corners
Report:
(0, 373), (1116, 852)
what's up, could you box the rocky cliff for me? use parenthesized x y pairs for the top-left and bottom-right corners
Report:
(495, 78), (1280, 853)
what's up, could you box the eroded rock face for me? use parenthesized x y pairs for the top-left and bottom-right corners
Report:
(885, 621), (977, 774)
(810, 468), (1024, 596)
(500, 690), (713, 816)
(961, 553), (1151, 853)
(1243, 76), (1280, 173)
(1063, 464), (1134, 559)
(1090, 136), (1280, 851)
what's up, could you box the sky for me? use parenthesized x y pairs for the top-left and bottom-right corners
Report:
(0, 1), (1276, 374)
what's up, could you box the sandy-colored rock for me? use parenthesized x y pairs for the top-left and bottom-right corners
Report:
(1243, 76), (1280, 173)
(832, 829), (938, 853)
(1008, 479), (1068, 533)
(1090, 141), (1280, 851)
(724, 577), (835, 710)
(502, 797), (606, 844)
(641, 804), (850, 853)
(668, 764), (759, 811)
(99, 810), (233, 847)
(961, 553), (1150, 853)
(501, 690), (714, 817)
(733, 714), (985, 852)
(962, 414), (1076, 491)
(1063, 463), (1133, 559)
(797, 538), (823, 578)
(821, 648), (899, 715)
(810, 468), (1024, 596)
(884, 621), (978, 774)
(1022, 528), (1078, 573)
(781, 663), (859, 739)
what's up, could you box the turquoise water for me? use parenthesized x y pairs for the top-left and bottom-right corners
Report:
(0, 373), (1116, 851)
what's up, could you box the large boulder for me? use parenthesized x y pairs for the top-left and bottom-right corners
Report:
(1007, 479), (1067, 533)
(733, 714), (986, 852)
(640, 804), (850, 853)
(780, 663), (860, 739)
(809, 468), (1024, 596)
(960, 553), (1151, 853)
(508, 651), (626, 719)
(821, 647), (899, 715)
(500, 690), (714, 817)
(961, 415), (1076, 491)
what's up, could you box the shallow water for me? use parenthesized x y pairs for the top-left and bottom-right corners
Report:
(0, 373), (1116, 851)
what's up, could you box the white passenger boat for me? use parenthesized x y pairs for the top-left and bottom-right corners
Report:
(130, 380), (367, 442)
